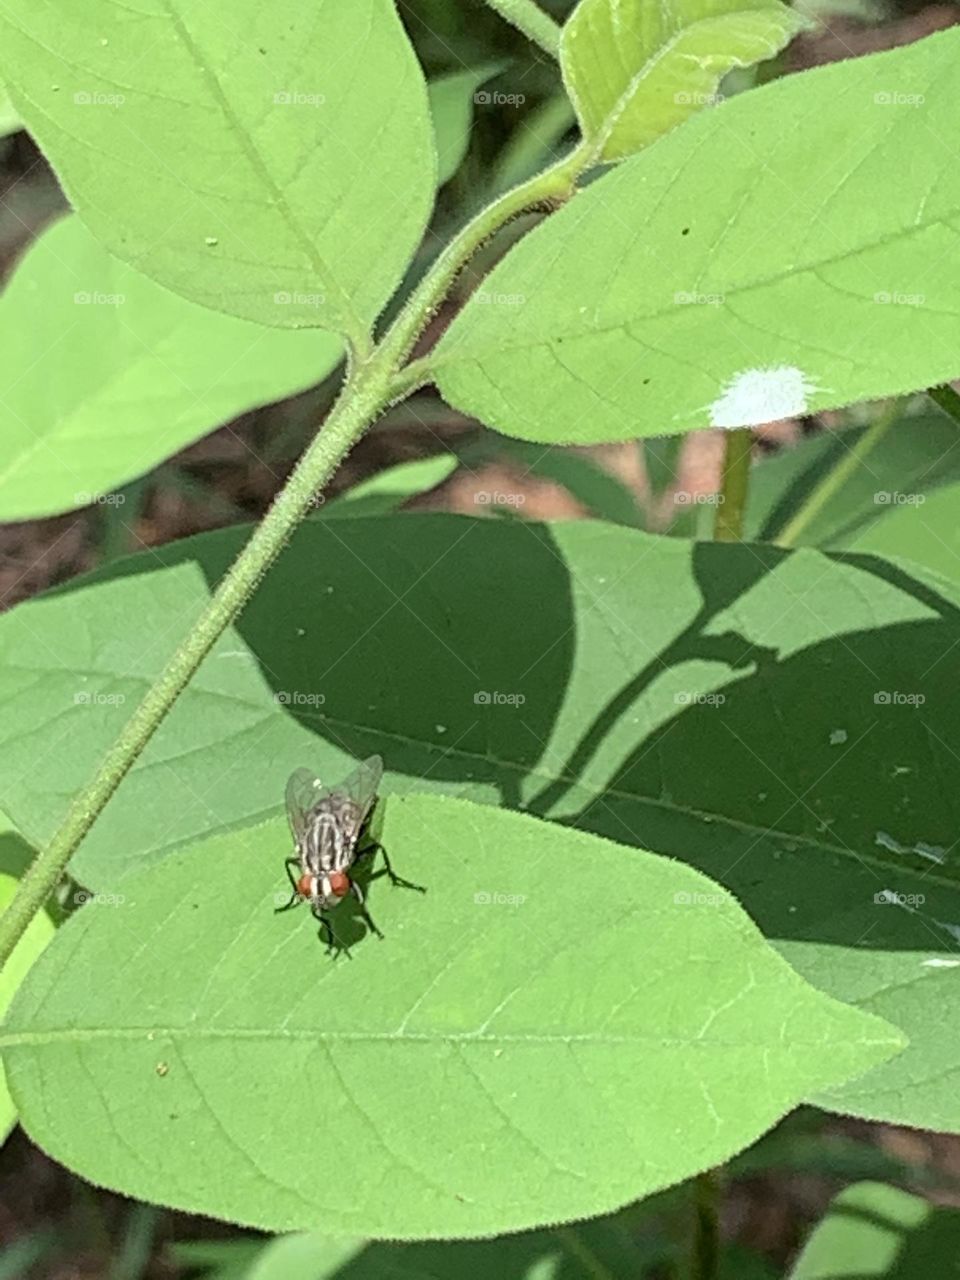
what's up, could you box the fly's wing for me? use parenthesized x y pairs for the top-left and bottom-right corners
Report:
(328, 754), (383, 846)
(285, 767), (322, 845)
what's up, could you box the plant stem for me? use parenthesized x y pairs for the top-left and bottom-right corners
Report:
(482, 0), (562, 57)
(713, 428), (754, 541)
(928, 382), (960, 425)
(776, 404), (900, 549)
(690, 1171), (720, 1280)
(553, 1226), (616, 1280)
(0, 361), (394, 971)
(380, 142), (587, 386)
(0, 147), (586, 972)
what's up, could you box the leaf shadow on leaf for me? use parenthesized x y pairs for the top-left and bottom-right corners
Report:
(29, 515), (960, 979)
(221, 517), (582, 813)
(531, 541), (960, 963)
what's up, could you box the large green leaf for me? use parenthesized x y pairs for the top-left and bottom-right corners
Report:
(789, 1181), (960, 1279)
(561, 0), (806, 161)
(0, 217), (342, 520)
(0, 1), (434, 338)
(0, 795), (901, 1237)
(432, 30), (960, 443)
(0, 515), (957, 1131)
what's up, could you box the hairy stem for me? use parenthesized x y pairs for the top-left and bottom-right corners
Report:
(714, 428), (754, 541)
(0, 148), (586, 971)
(482, 0), (562, 57)
(0, 362), (394, 969)
(380, 142), (586, 385)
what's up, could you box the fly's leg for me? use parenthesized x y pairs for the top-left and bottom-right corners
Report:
(350, 880), (384, 941)
(310, 903), (351, 958)
(355, 839), (426, 894)
(275, 857), (303, 913)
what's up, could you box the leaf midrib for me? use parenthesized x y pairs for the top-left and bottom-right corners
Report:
(157, 0), (362, 345)
(0, 1025), (902, 1050)
(432, 214), (960, 374)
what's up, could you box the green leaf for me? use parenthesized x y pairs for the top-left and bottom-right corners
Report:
(0, 860), (56, 1142)
(0, 0), (434, 338)
(561, 0), (807, 161)
(322, 455), (458, 517)
(430, 64), (503, 186)
(745, 414), (960, 547)
(0, 515), (954, 1131)
(0, 217), (342, 521)
(846, 480), (960, 585)
(432, 30), (960, 443)
(0, 795), (901, 1238)
(789, 1181), (960, 1279)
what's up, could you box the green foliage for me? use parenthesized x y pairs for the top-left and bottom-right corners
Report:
(1, 515), (957, 1134)
(0, 795), (899, 1235)
(433, 30), (960, 443)
(0, 217), (342, 519)
(0, 0), (957, 1265)
(790, 1181), (960, 1278)
(562, 0), (807, 160)
(0, 1), (435, 339)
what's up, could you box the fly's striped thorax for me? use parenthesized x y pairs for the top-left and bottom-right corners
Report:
(303, 811), (344, 874)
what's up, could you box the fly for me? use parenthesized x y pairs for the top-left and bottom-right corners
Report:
(278, 754), (423, 952)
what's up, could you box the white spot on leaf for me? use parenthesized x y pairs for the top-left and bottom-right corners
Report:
(709, 366), (820, 428)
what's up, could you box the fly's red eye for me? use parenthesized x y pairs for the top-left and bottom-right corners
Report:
(328, 871), (350, 897)
(297, 874), (314, 899)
